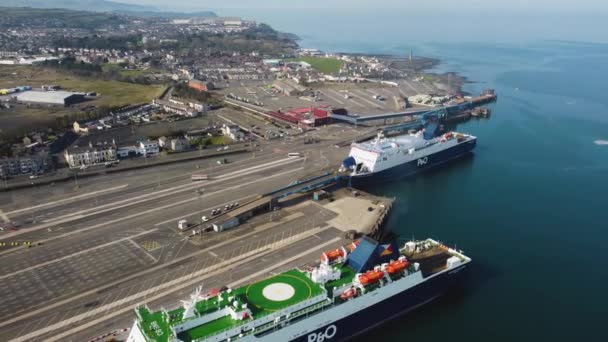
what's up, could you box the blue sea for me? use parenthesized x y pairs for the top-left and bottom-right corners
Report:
(219, 8), (608, 340)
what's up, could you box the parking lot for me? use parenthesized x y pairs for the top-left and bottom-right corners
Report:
(215, 79), (444, 118)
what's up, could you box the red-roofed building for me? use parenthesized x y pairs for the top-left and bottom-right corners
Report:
(188, 79), (214, 92)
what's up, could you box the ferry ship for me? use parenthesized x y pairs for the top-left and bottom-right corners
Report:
(340, 123), (476, 187)
(127, 237), (471, 342)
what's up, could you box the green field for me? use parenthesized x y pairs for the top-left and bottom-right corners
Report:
(101, 64), (162, 78)
(288, 57), (344, 74)
(0, 66), (165, 107)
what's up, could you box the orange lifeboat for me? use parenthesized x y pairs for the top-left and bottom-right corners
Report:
(348, 240), (360, 252)
(358, 270), (385, 285)
(340, 287), (357, 300)
(386, 260), (409, 274)
(321, 248), (347, 263)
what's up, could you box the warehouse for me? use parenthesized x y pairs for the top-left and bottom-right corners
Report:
(15, 90), (87, 107)
(272, 79), (306, 96)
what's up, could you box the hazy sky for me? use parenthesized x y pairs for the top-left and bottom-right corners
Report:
(117, 0), (608, 12)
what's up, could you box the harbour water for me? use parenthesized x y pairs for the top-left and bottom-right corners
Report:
(219, 8), (608, 340)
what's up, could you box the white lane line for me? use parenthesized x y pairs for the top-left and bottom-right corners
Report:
(0, 157), (301, 241)
(18, 226), (332, 342)
(0, 191), (306, 330)
(0, 229), (157, 281)
(322, 89), (345, 105)
(154, 195), (254, 226)
(402, 80), (418, 93)
(40, 157), (296, 224)
(228, 236), (341, 288)
(127, 239), (158, 263)
(352, 89), (384, 108)
(5, 184), (129, 216)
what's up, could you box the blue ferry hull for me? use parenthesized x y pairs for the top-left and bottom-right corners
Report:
(287, 264), (470, 342)
(349, 138), (476, 188)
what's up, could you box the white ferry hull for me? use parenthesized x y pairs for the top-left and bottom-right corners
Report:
(350, 137), (476, 188)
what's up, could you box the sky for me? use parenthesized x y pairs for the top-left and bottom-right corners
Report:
(116, 0), (608, 12)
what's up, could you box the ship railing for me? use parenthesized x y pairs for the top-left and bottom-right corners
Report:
(194, 300), (332, 341)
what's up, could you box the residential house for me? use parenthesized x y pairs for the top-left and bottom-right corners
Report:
(170, 138), (189, 152)
(221, 124), (244, 141)
(138, 140), (159, 156)
(64, 146), (116, 169)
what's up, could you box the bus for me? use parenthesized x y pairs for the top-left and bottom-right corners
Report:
(287, 152), (302, 158)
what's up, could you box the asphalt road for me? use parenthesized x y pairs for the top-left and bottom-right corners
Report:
(0, 124), (367, 341)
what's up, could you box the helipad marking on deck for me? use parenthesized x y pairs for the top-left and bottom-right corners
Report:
(262, 283), (295, 302)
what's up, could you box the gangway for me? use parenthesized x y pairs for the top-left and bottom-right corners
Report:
(265, 172), (344, 200)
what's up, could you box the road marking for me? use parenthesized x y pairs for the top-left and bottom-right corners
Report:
(14, 226), (333, 342)
(127, 239), (158, 263)
(0, 189), (309, 330)
(322, 89), (345, 105)
(154, 195), (254, 226)
(5, 184), (129, 216)
(0, 229), (157, 281)
(402, 80), (418, 93)
(0, 157), (302, 242)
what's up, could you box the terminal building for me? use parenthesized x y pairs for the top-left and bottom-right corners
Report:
(16, 90), (86, 107)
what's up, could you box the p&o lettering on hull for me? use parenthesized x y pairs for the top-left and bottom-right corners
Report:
(308, 324), (337, 342)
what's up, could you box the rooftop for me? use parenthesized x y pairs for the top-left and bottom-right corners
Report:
(16, 90), (84, 104)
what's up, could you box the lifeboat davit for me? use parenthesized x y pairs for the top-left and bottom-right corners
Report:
(358, 270), (385, 285)
(348, 240), (360, 252)
(340, 287), (357, 300)
(321, 247), (347, 263)
(386, 260), (409, 274)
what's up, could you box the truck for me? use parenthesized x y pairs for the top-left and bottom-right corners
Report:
(178, 219), (189, 231)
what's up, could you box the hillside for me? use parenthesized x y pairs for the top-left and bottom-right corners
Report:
(0, 0), (216, 17)
(0, 7), (128, 28)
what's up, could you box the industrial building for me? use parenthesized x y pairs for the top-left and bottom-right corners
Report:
(16, 90), (87, 107)
(187, 79), (214, 92)
(267, 107), (331, 127)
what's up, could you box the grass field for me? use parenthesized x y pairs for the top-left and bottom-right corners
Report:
(0, 66), (165, 107)
(101, 64), (162, 78)
(288, 57), (344, 74)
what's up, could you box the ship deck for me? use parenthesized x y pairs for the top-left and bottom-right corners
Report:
(137, 270), (326, 342)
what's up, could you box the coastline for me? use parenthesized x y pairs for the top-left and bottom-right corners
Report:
(297, 45), (470, 95)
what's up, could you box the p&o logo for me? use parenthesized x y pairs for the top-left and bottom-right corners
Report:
(308, 325), (337, 342)
(417, 157), (429, 167)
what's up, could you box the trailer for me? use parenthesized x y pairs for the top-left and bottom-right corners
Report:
(191, 173), (209, 181)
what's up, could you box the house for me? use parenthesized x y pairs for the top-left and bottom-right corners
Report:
(0, 154), (52, 177)
(138, 140), (159, 156)
(64, 146), (116, 169)
(73, 120), (91, 134)
(221, 124), (244, 141)
(117, 146), (138, 158)
(170, 138), (189, 152)
(153, 99), (198, 117)
(158, 136), (168, 148)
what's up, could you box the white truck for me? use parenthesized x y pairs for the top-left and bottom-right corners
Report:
(178, 219), (189, 231)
